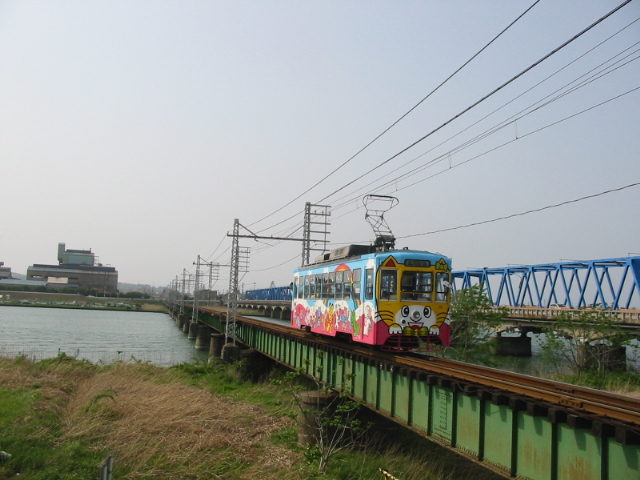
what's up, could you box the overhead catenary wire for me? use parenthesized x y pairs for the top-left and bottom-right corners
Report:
(246, 2), (633, 243)
(398, 181), (640, 239)
(328, 82), (640, 224)
(314, 0), (634, 207)
(183, 2), (637, 287)
(246, 0), (542, 231)
(245, 63), (640, 277)
(327, 52), (640, 213)
(325, 21), (640, 210)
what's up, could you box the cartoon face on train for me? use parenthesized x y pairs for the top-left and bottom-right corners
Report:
(394, 305), (434, 335)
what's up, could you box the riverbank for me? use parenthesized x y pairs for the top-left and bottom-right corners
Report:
(0, 290), (166, 313)
(0, 355), (501, 480)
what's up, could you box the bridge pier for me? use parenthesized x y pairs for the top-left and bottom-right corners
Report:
(182, 317), (191, 333)
(209, 333), (225, 358)
(187, 321), (198, 339)
(221, 342), (241, 363)
(297, 390), (339, 446)
(238, 349), (271, 381)
(490, 334), (532, 357)
(195, 324), (213, 351)
(177, 313), (189, 329)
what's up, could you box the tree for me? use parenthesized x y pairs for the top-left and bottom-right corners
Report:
(274, 355), (372, 474)
(448, 284), (508, 364)
(539, 309), (632, 378)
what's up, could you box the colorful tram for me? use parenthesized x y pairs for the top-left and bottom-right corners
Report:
(291, 244), (452, 352)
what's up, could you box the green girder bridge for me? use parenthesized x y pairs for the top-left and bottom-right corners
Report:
(171, 305), (640, 480)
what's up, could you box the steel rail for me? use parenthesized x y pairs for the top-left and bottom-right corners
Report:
(392, 354), (640, 427)
(203, 309), (640, 428)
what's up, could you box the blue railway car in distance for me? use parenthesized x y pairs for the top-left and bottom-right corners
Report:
(291, 243), (452, 352)
(244, 286), (292, 301)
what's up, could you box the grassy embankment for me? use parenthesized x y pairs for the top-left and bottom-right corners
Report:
(0, 355), (503, 480)
(0, 290), (166, 313)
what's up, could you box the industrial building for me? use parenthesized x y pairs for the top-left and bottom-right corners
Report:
(26, 243), (118, 293)
(0, 262), (12, 280)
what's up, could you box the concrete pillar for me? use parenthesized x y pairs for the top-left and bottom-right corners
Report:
(297, 390), (339, 446)
(238, 349), (271, 381)
(490, 335), (532, 357)
(178, 313), (189, 329)
(195, 325), (213, 351)
(221, 342), (241, 363)
(209, 333), (225, 358)
(577, 345), (626, 371)
(187, 321), (198, 340)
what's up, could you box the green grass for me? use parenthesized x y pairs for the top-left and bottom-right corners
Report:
(0, 386), (104, 480)
(0, 355), (505, 480)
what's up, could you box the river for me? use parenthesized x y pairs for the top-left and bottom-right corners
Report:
(0, 306), (208, 366)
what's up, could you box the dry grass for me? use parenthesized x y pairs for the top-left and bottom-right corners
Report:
(138, 302), (167, 312)
(0, 358), (304, 479)
(62, 363), (301, 479)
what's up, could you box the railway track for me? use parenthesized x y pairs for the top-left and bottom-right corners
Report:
(226, 312), (640, 431)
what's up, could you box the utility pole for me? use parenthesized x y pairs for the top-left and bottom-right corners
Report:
(192, 256), (202, 323)
(225, 219), (250, 346)
(224, 203), (330, 348)
(180, 269), (187, 314)
(301, 202), (331, 266)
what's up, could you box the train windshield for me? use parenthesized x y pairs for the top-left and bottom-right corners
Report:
(401, 271), (432, 301)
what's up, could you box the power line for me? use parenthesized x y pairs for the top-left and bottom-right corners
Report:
(194, 2), (636, 284)
(399, 181), (640, 239)
(246, 0), (542, 230)
(315, 0), (634, 206)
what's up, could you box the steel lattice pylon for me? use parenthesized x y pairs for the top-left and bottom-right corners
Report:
(226, 219), (250, 344)
(302, 202), (331, 266)
(226, 219), (240, 344)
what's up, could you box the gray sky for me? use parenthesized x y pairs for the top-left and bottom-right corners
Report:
(1, 1), (639, 291)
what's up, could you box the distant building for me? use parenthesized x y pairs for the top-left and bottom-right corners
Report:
(26, 243), (118, 292)
(0, 262), (12, 280)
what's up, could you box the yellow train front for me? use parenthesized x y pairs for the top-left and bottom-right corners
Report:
(291, 245), (452, 352)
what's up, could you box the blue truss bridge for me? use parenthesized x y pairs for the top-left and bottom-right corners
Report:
(452, 256), (640, 310)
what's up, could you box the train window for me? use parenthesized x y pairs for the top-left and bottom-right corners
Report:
(353, 269), (362, 297)
(294, 277), (300, 299)
(401, 271), (432, 301)
(436, 273), (450, 302)
(324, 273), (330, 298)
(343, 271), (352, 298)
(365, 268), (374, 299)
(328, 272), (336, 298)
(380, 269), (397, 301)
(304, 275), (310, 297)
(334, 271), (343, 298)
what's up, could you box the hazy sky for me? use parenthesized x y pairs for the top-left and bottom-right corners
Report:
(1, 1), (639, 291)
